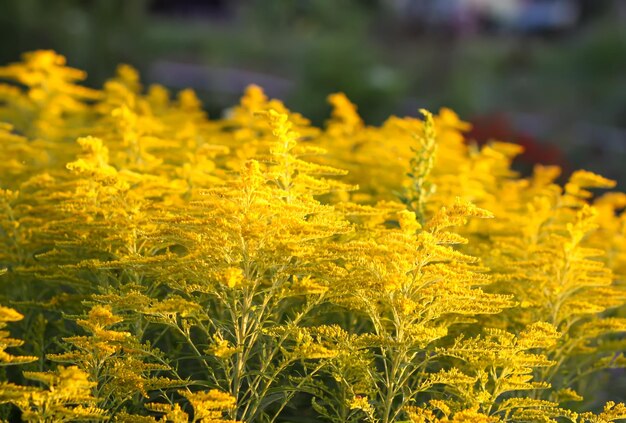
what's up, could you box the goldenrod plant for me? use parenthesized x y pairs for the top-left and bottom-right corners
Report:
(0, 50), (625, 422)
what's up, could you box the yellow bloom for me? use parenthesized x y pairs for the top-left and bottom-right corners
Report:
(219, 267), (244, 288)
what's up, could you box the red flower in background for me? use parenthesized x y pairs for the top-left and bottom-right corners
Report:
(468, 113), (567, 171)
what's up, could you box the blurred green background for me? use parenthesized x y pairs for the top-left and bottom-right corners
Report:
(0, 0), (625, 180)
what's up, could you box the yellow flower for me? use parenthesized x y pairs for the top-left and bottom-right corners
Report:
(208, 334), (238, 359)
(349, 395), (375, 415)
(219, 267), (244, 288)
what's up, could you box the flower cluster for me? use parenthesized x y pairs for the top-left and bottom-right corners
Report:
(0, 50), (625, 422)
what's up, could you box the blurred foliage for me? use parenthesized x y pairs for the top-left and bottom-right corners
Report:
(0, 0), (149, 83)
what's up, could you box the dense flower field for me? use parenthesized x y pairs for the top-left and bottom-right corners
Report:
(1, 51), (626, 422)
